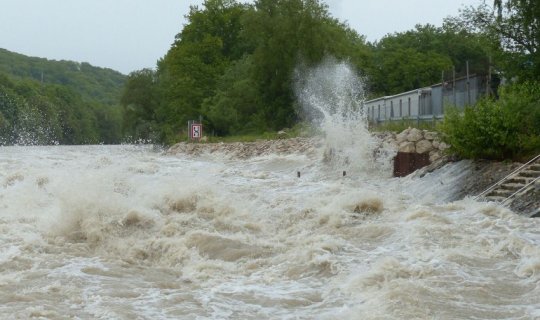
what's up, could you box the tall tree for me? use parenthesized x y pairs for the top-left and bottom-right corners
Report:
(121, 68), (159, 140)
(241, 0), (369, 130)
(454, 0), (540, 80)
(150, 0), (369, 141)
(156, 0), (249, 143)
(367, 24), (491, 96)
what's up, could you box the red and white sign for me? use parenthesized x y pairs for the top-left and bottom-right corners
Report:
(191, 123), (202, 139)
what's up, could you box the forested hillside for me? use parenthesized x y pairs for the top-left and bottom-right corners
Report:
(0, 49), (125, 145)
(0, 48), (125, 105)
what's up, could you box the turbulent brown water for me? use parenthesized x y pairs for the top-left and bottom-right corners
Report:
(1, 143), (539, 319)
(1, 60), (539, 319)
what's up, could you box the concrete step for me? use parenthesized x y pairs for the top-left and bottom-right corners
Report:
(517, 170), (540, 178)
(484, 195), (507, 203)
(487, 190), (515, 198)
(498, 183), (525, 191)
(476, 155), (540, 206)
(507, 176), (533, 184)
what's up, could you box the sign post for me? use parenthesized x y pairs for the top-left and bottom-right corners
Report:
(188, 121), (203, 141)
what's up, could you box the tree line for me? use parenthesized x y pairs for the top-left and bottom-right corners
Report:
(0, 49), (125, 145)
(122, 0), (537, 144)
(0, 72), (122, 145)
(0, 48), (125, 106)
(1, 0), (536, 149)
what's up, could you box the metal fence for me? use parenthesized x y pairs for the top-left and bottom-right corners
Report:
(364, 73), (490, 125)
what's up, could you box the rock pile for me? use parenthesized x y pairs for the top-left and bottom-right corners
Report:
(380, 128), (449, 162)
(166, 137), (319, 159)
(166, 128), (449, 164)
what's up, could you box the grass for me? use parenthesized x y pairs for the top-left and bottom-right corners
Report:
(181, 122), (317, 143)
(370, 118), (442, 133)
(178, 118), (443, 144)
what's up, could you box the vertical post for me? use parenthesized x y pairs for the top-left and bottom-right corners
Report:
(466, 60), (471, 105)
(417, 92), (421, 127)
(487, 56), (492, 96)
(452, 65), (456, 106)
(441, 70), (444, 116)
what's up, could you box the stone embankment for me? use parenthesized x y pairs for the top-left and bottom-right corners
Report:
(166, 129), (538, 216)
(376, 127), (449, 163)
(166, 137), (319, 159)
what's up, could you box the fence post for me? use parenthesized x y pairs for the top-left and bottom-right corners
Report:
(466, 61), (471, 105)
(441, 70), (444, 115)
(452, 65), (456, 107)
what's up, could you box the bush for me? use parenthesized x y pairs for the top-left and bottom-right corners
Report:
(439, 81), (540, 160)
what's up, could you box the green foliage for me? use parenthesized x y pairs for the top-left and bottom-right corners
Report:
(127, 0), (371, 143)
(121, 69), (159, 140)
(150, 0), (248, 143)
(119, 0), (512, 146)
(0, 70), (123, 145)
(367, 24), (492, 96)
(202, 56), (262, 135)
(439, 81), (540, 160)
(0, 49), (126, 145)
(450, 1), (540, 81)
(0, 48), (125, 105)
(200, 121), (313, 143)
(493, 0), (540, 79)
(372, 119), (440, 133)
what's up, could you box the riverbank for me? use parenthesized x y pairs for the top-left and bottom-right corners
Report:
(166, 137), (320, 159)
(167, 136), (539, 217)
(411, 157), (539, 216)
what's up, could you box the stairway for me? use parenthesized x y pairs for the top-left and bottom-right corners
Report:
(476, 155), (540, 212)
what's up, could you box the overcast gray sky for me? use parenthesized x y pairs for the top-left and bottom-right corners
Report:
(0, 0), (482, 74)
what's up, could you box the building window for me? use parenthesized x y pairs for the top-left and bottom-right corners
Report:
(390, 101), (394, 118)
(378, 105), (380, 119)
(408, 97), (411, 116)
(399, 99), (402, 117)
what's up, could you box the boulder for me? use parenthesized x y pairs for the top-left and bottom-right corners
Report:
(424, 131), (438, 140)
(429, 150), (441, 162)
(407, 128), (423, 142)
(399, 141), (416, 153)
(438, 142), (450, 151)
(396, 129), (409, 144)
(432, 140), (440, 149)
(277, 130), (288, 139)
(415, 139), (433, 154)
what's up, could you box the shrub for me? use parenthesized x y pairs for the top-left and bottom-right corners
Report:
(439, 81), (540, 160)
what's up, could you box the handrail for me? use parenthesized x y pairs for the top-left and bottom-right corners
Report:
(501, 175), (540, 205)
(475, 154), (540, 199)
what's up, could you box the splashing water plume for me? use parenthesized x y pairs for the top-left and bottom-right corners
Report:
(295, 58), (384, 175)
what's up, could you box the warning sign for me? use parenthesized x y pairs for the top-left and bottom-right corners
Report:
(190, 123), (202, 140)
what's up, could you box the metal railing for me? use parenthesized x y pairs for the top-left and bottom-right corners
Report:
(501, 175), (540, 205)
(475, 154), (540, 200)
